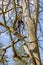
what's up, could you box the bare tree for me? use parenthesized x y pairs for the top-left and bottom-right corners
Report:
(22, 0), (41, 65)
(0, 0), (43, 65)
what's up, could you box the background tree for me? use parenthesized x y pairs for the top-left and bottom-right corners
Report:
(0, 0), (43, 65)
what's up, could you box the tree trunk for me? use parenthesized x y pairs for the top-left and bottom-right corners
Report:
(22, 0), (41, 65)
